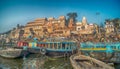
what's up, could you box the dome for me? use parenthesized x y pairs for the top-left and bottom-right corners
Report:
(82, 16), (87, 24)
(83, 16), (86, 20)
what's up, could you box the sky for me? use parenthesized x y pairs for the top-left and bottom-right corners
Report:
(0, 0), (120, 33)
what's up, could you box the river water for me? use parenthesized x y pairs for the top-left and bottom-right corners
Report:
(0, 54), (73, 69)
(0, 54), (120, 69)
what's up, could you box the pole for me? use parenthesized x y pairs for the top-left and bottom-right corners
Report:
(96, 12), (100, 33)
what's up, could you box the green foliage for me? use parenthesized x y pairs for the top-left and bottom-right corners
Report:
(66, 12), (78, 26)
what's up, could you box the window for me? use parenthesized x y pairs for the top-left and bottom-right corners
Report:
(45, 44), (48, 48)
(69, 45), (71, 49)
(50, 43), (53, 48)
(78, 28), (80, 30)
(119, 46), (120, 50)
(113, 46), (116, 49)
(58, 43), (61, 49)
(62, 43), (65, 49)
(81, 26), (85, 30)
(54, 43), (57, 49)
(66, 43), (69, 49)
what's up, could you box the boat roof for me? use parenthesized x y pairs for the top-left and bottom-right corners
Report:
(80, 42), (120, 46)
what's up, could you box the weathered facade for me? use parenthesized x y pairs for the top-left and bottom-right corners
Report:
(10, 26), (24, 39)
(24, 16), (66, 38)
(24, 18), (47, 37)
(76, 17), (97, 35)
(105, 21), (114, 34)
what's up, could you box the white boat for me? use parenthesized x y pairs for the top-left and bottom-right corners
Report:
(0, 48), (28, 58)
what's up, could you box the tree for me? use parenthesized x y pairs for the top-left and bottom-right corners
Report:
(67, 12), (78, 25)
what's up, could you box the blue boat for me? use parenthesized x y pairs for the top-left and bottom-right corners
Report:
(80, 42), (120, 52)
(43, 41), (77, 57)
(17, 38), (77, 57)
(80, 42), (120, 61)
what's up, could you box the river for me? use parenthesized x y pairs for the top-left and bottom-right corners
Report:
(0, 54), (73, 69)
(0, 54), (120, 69)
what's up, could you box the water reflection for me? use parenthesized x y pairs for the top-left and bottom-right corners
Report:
(0, 54), (120, 69)
(43, 57), (73, 69)
(0, 54), (73, 69)
(0, 57), (23, 69)
(23, 55), (46, 69)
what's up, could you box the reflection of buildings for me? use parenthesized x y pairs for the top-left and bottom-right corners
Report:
(105, 21), (114, 34)
(76, 17), (98, 35)
(23, 58), (45, 69)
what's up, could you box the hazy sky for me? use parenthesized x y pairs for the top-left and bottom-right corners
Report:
(0, 0), (120, 33)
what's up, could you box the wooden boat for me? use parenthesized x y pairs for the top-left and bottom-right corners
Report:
(70, 54), (114, 69)
(17, 39), (78, 57)
(0, 47), (28, 58)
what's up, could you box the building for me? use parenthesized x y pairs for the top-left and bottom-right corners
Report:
(58, 16), (66, 28)
(10, 25), (24, 39)
(105, 21), (114, 34)
(76, 17), (97, 35)
(68, 18), (76, 30)
(24, 16), (66, 38)
(24, 18), (47, 37)
(50, 28), (70, 37)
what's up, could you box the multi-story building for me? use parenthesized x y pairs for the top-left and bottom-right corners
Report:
(68, 18), (76, 30)
(47, 16), (66, 29)
(24, 16), (66, 38)
(105, 21), (114, 34)
(58, 16), (66, 28)
(23, 16), (99, 38)
(24, 18), (47, 37)
(50, 29), (70, 37)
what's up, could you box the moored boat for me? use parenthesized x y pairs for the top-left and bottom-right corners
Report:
(45, 41), (77, 57)
(80, 42), (120, 62)
(70, 54), (114, 69)
(17, 38), (78, 57)
(0, 47), (28, 58)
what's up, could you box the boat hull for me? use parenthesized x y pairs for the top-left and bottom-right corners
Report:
(0, 48), (29, 58)
(28, 48), (41, 54)
(46, 49), (77, 57)
(26, 47), (77, 57)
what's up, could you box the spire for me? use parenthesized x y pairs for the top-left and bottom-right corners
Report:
(82, 16), (87, 24)
(83, 16), (86, 20)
